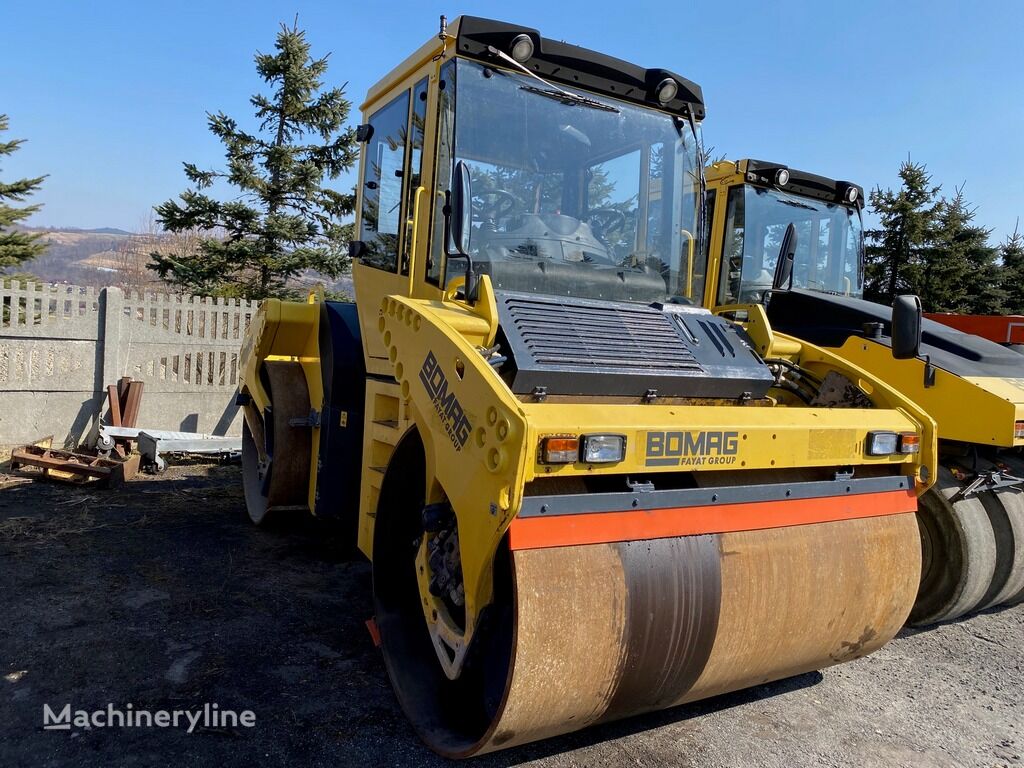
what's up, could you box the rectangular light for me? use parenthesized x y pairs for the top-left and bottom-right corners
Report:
(540, 436), (579, 464)
(581, 434), (626, 464)
(1015, 421), (1024, 440)
(898, 433), (920, 454)
(866, 431), (899, 456)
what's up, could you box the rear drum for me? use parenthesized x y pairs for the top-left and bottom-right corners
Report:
(240, 361), (311, 525)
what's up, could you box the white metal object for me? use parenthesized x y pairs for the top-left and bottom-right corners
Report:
(99, 425), (240, 472)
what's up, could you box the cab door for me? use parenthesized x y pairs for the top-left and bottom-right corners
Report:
(353, 74), (434, 372)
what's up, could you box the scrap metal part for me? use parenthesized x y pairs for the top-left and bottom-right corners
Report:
(10, 445), (139, 488)
(98, 426), (241, 473)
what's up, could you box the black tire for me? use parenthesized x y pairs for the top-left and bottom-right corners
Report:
(910, 467), (997, 625)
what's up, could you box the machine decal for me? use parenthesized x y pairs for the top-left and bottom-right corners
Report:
(419, 351), (473, 450)
(644, 430), (740, 467)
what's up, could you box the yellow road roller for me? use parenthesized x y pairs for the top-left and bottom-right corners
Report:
(702, 158), (1024, 626)
(237, 18), (936, 757)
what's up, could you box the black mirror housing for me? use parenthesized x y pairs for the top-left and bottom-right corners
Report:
(772, 222), (798, 291)
(450, 161), (473, 257)
(892, 294), (923, 360)
(446, 160), (478, 303)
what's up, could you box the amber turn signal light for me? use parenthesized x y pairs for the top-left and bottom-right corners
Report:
(539, 436), (579, 464)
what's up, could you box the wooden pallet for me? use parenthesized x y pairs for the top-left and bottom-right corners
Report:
(10, 445), (139, 488)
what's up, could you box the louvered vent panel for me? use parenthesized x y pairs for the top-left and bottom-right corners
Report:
(504, 295), (704, 372)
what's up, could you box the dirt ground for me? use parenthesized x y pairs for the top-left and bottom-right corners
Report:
(0, 462), (1020, 768)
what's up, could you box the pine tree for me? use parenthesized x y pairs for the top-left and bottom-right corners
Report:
(999, 222), (1024, 314)
(937, 188), (1003, 313)
(151, 20), (357, 299)
(0, 114), (47, 269)
(864, 160), (942, 305)
(918, 195), (968, 311)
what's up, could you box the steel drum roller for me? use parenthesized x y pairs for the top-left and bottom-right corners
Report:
(379, 511), (921, 758)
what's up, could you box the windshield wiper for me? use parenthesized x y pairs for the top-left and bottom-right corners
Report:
(484, 44), (621, 114)
(778, 198), (817, 212)
(519, 84), (620, 113)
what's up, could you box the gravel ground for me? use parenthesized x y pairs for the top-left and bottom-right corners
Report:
(0, 463), (1020, 767)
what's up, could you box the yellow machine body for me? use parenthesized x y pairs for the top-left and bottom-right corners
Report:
(703, 159), (1024, 449)
(703, 158), (1024, 628)
(237, 20), (937, 757)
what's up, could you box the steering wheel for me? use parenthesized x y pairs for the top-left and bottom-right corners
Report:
(472, 189), (521, 221)
(586, 208), (627, 241)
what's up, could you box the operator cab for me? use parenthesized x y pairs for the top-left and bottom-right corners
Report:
(452, 58), (703, 304)
(351, 16), (707, 321)
(711, 160), (865, 305)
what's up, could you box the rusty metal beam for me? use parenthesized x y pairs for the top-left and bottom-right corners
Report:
(106, 384), (123, 427)
(121, 381), (144, 428)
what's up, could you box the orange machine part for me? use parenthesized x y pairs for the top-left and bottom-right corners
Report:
(507, 488), (918, 550)
(926, 313), (1024, 345)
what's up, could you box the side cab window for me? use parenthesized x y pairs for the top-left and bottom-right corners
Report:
(400, 78), (429, 276)
(427, 61), (455, 286)
(359, 92), (410, 272)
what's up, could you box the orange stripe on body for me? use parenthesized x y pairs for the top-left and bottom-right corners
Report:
(507, 488), (918, 550)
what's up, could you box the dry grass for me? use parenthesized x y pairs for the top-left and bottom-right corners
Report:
(0, 504), (148, 548)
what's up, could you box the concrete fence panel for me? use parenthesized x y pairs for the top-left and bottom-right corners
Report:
(0, 281), (257, 450)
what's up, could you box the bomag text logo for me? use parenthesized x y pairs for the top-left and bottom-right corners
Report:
(645, 430), (740, 467)
(420, 351), (472, 450)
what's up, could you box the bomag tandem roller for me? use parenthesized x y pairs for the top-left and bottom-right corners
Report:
(703, 158), (1024, 625)
(237, 18), (936, 757)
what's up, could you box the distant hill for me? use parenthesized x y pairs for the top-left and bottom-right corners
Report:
(7, 227), (133, 286)
(36, 225), (134, 236)
(4, 226), (353, 297)
(79, 227), (133, 236)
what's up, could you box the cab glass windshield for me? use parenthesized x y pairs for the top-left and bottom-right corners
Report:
(449, 59), (702, 304)
(717, 185), (863, 304)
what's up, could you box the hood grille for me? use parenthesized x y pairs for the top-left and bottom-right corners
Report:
(505, 297), (704, 372)
(494, 291), (775, 399)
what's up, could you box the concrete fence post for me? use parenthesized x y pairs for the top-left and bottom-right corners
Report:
(100, 286), (123, 388)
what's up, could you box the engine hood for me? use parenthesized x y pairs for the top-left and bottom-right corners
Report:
(766, 290), (1024, 380)
(495, 291), (774, 399)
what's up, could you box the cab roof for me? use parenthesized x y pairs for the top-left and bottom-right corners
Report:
(364, 16), (704, 120)
(707, 159), (865, 209)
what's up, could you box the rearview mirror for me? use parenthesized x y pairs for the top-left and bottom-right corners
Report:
(447, 160), (478, 303)
(892, 295), (923, 360)
(772, 223), (798, 291)
(450, 160), (473, 256)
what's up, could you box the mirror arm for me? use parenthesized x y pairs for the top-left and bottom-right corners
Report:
(923, 354), (936, 388)
(680, 228), (695, 300)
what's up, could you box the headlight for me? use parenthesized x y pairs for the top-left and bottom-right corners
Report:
(1015, 421), (1024, 440)
(581, 434), (626, 464)
(866, 431), (899, 456)
(655, 78), (678, 104)
(775, 168), (790, 186)
(509, 34), (534, 63)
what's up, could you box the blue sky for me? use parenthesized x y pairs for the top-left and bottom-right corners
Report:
(4, 0), (1023, 240)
